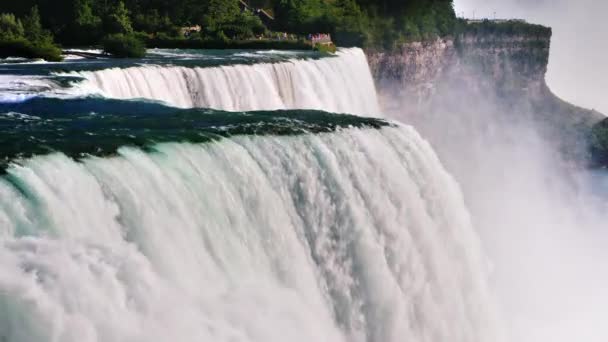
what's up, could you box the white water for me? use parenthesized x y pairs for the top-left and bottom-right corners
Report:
(70, 48), (380, 116)
(385, 85), (608, 341)
(0, 127), (502, 342)
(0, 75), (54, 103)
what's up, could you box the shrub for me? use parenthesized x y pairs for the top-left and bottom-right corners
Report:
(0, 8), (62, 61)
(103, 1), (133, 35)
(64, 0), (103, 45)
(132, 31), (151, 42)
(0, 13), (24, 40)
(102, 33), (146, 58)
(29, 40), (63, 61)
(0, 38), (62, 61)
(314, 43), (336, 54)
(462, 20), (552, 38)
(132, 10), (173, 33)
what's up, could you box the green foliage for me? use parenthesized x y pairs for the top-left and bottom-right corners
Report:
(132, 30), (151, 41)
(272, 0), (456, 49)
(102, 33), (146, 57)
(146, 34), (310, 50)
(1, 0), (460, 52)
(590, 118), (608, 166)
(401, 18), (421, 41)
(314, 43), (336, 53)
(132, 10), (173, 33)
(0, 13), (25, 40)
(22, 7), (54, 44)
(238, 11), (267, 36)
(0, 37), (62, 61)
(202, 0), (240, 32)
(69, 0), (103, 44)
(103, 1), (133, 35)
(273, 0), (328, 34)
(0, 8), (62, 61)
(21, 7), (43, 40)
(462, 20), (552, 38)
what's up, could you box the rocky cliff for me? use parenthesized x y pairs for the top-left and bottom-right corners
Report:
(365, 22), (604, 163)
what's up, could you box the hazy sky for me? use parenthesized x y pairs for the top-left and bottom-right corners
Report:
(454, 0), (608, 115)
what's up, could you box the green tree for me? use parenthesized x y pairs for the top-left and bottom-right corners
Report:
(220, 10), (266, 39)
(68, 0), (102, 44)
(74, 0), (101, 28)
(103, 1), (133, 35)
(402, 17), (421, 41)
(1, 0), (460, 50)
(133, 9), (173, 33)
(0, 13), (25, 40)
(103, 33), (146, 57)
(22, 6), (53, 43)
(0, 10), (61, 61)
(201, 0), (236, 30)
(328, 0), (368, 46)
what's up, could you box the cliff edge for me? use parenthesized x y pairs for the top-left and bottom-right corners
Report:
(365, 20), (604, 164)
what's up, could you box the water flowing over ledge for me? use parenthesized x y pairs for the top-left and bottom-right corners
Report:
(70, 48), (381, 117)
(0, 44), (506, 342)
(0, 99), (389, 168)
(0, 126), (501, 342)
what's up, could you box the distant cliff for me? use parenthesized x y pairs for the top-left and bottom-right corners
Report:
(365, 20), (604, 163)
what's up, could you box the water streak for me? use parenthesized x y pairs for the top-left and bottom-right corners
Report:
(0, 127), (501, 342)
(72, 49), (380, 116)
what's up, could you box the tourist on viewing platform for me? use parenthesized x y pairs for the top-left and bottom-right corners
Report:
(309, 33), (332, 44)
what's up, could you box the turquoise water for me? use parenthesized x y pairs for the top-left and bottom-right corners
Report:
(0, 48), (325, 75)
(0, 49), (503, 342)
(0, 97), (388, 169)
(0, 49), (382, 169)
(3, 47), (607, 342)
(0, 48), (331, 104)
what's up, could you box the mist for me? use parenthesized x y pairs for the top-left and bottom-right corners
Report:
(379, 42), (608, 341)
(454, 0), (608, 115)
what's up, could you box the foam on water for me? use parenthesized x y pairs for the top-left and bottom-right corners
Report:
(69, 48), (380, 116)
(0, 75), (57, 103)
(0, 126), (503, 342)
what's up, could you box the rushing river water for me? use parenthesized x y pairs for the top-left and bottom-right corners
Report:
(0, 48), (606, 342)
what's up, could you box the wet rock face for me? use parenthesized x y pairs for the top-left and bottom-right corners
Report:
(365, 39), (457, 119)
(365, 32), (603, 164)
(365, 33), (551, 109)
(366, 39), (455, 88)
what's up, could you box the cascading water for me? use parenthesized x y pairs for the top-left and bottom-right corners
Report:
(70, 48), (380, 116)
(0, 48), (505, 342)
(0, 126), (501, 342)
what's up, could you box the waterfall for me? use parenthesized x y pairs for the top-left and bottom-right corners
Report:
(0, 126), (502, 342)
(71, 48), (380, 116)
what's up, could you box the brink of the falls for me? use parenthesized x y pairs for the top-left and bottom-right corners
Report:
(0, 48), (504, 342)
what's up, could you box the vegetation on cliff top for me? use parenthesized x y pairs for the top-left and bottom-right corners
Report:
(458, 19), (551, 38)
(590, 118), (608, 167)
(1, 0), (460, 59)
